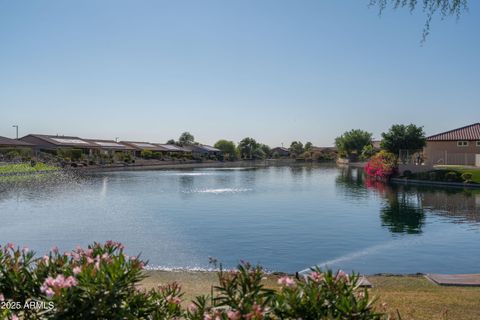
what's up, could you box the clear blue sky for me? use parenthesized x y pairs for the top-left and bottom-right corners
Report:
(1, 1), (479, 147)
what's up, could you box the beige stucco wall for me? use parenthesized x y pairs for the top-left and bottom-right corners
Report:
(424, 141), (480, 165)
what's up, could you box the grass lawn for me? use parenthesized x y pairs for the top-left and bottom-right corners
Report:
(141, 271), (480, 320)
(0, 163), (58, 175)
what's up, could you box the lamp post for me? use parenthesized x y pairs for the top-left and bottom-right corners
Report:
(12, 125), (18, 139)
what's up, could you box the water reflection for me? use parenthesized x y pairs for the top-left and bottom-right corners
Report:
(379, 186), (425, 234)
(338, 167), (480, 233)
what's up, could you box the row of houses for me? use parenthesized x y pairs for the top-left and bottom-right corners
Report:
(1, 123), (479, 165)
(0, 134), (222, 158)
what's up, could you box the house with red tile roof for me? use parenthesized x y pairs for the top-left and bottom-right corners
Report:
(424, 123), (480, 166)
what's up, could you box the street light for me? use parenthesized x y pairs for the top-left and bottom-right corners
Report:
(12, 125), (18, 139)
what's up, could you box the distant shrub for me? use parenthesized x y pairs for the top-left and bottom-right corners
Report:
(140, 150), (153, 159)
(461, 172), (473, 182)
(445, 171), (459, 182)
(57, 149), (83, 161)
(403, 170), (412, 178)
(429, 171), (438, 181)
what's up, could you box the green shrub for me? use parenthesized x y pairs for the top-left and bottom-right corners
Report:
(429, 171), (438, 181)
(403, 170), (412, 178)
(140, 150), (153, 159)
(445, 171), (459, 182)
(57, 149), (83, 161)
(461, 172), (473, 182)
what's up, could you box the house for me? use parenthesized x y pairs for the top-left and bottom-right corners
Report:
(423, 123), (480, 166)
(20, 134), (98, 155)
(271, 147), (290, 158)
(154, 144), (192, 156)
(84, 139), (135, 156)
(183, 145), (222, 158)
(0, 136), (34, 150)
(119, 141), (166, 157)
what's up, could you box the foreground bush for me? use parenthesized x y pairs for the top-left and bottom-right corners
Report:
(0, 242), (388, 319)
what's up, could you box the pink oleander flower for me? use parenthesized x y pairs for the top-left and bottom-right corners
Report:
(246, 303), (267, 319)
(85, 249), (93, 257)
(11, 315), (19, 320)
(22, 246), (29, 254)
(227, 310), (241, 320)
(309, 271), (324, 282)
(166, 295), (182, 305)
(40, 274), (78, 298)
(335, 270), (349, 283)
(188, 303), (198, 313)
(73, 266), (82, 275)
(42, 255), (50, 265)
(7, 243), (15, 251)
(203, 314), (212, 320)
(278, 276), (296, 287)
(0, 293), (4, 301)
(51, 246), (59, 254)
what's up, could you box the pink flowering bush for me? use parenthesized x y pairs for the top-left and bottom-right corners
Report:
(274, 268), (382, 319)
(364, 151), (398, 180)
(1, 243), (388, 319)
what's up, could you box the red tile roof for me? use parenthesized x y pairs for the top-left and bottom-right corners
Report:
(427, 123), (480, 141)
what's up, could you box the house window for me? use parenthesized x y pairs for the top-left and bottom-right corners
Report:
(477, 141), (480, 147)
(457, 141), (469, 147)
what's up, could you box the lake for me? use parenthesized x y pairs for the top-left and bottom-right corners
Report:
(1, 164), (479, 274)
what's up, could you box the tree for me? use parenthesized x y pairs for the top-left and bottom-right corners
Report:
(178, 132), (195, 146)
(214, 140), (237, 160)
(166, 139), (176, 145)
(380, 124), (426, 156)
(335, 129), (372, 159)
(238, 138), (259, 160)
(360, 144), (377, 161)
(369, 0), (468, 42)
(259, 144), (271, 158)
(289, 141), (304, 157)
(305, 142), (313, 151)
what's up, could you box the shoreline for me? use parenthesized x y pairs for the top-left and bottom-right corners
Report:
(1, 159), (329, 177)
(391, 177), (480, 189)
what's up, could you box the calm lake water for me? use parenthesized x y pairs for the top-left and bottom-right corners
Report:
(1, 164), (480, 274)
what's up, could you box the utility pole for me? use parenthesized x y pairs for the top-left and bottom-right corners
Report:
(12, 125), (18, 139)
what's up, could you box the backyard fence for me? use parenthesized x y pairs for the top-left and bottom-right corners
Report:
(426, 150), (478, 166)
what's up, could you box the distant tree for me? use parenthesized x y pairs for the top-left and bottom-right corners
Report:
(335, 129), (372, 159)
(166, 139), (176, 145)
(238, 138), (259, 160)
(369, 0), (468, 43)
(253, 148), (267, 160)
(380, 124), (426, 156)
(178, 132), (195, 146)
(259, 144), (271, 158)
(289, 141), (304, 157)
(305, 142), (313, 151)
(360, 144), (377, 161)
(214, 140), (237, 160)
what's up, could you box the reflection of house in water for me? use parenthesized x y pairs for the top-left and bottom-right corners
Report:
(421, 190), (480, 224)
